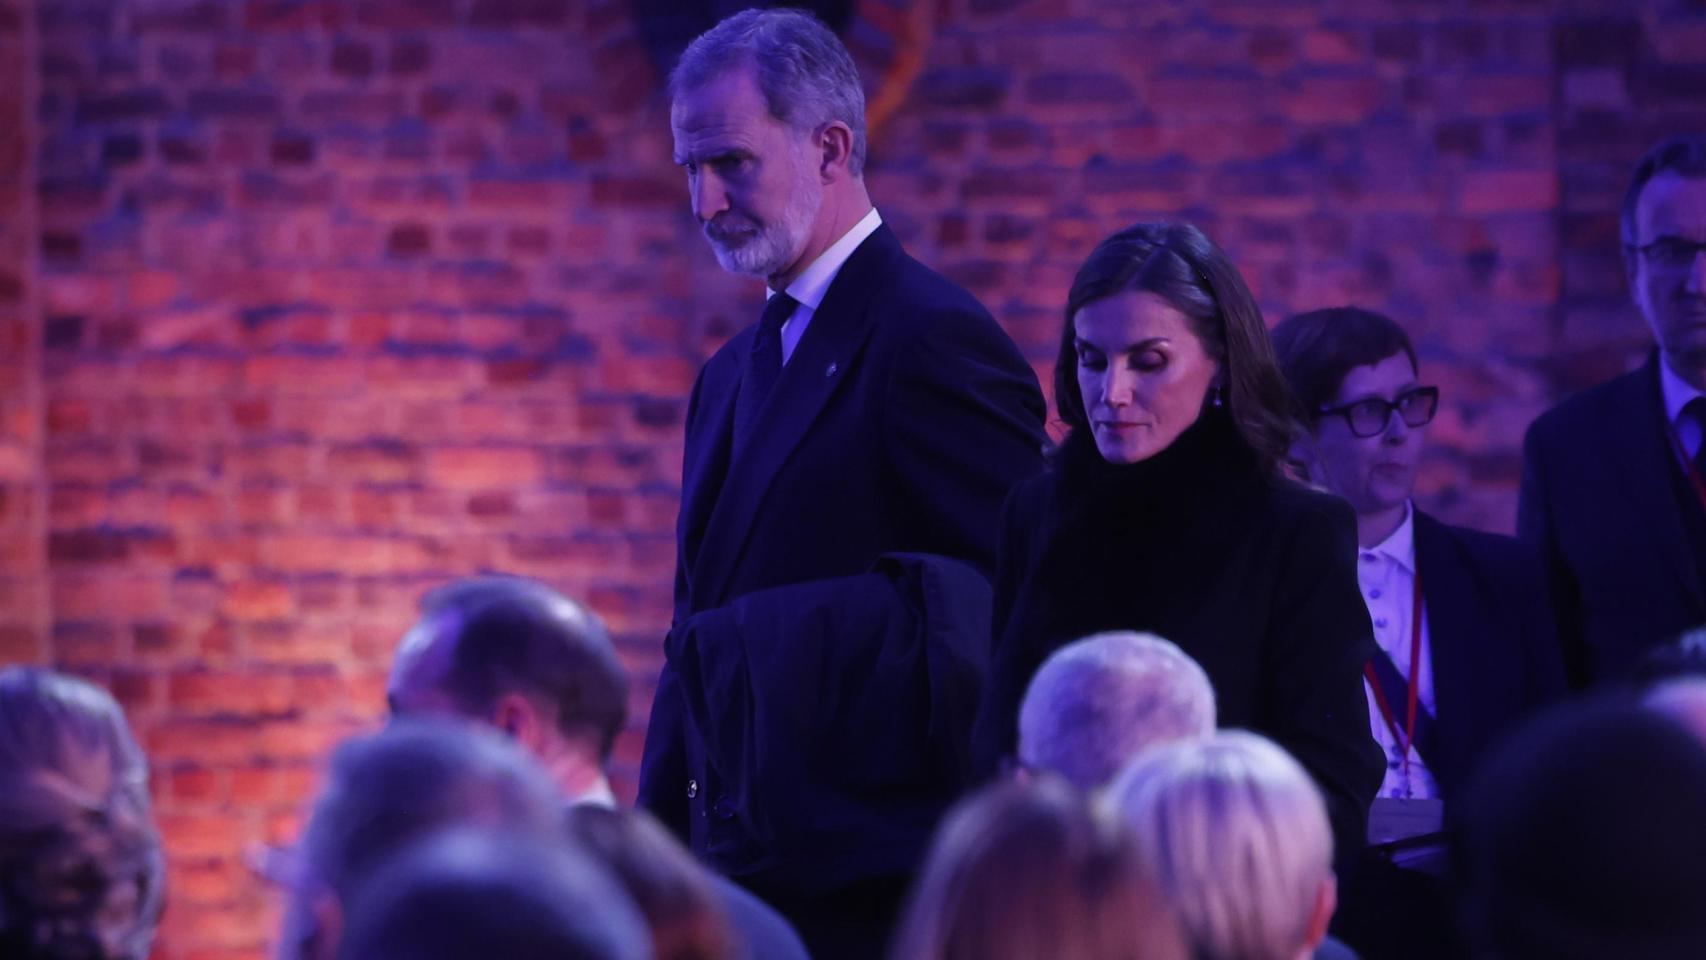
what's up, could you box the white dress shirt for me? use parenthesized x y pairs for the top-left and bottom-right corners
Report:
(1659, 351), (1706, 461)
(765, 207), (883, 365)
(1359, 503), (1440, 801)
(565, 774), (618, 810)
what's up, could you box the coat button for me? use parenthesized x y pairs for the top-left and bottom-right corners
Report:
(686, 779), (698, 799)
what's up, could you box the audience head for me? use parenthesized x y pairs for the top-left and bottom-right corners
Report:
(1271, 306), (1436, 527)
(1645, 678), (1706, 744)
(670, 8), (868, 284)
(1620, 135), (1706, 376)
(890, 777), (1186, 960)
(336, 827), (651, 960)
(1059, 222), (1295, 475)
(565, 806), (737, 960)
(0, 667), (164, 960)
(387, 574), (629, 799)
(279, 720), (565, 960)
(1459, 699), (1706, 960)
(1016, 631), (1215, 790)
(1630, 623), (1706, 689)
(1110, 731), (1335, 960)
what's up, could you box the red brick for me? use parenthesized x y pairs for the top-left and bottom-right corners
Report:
(244, 0), (347, 30)
(427, 446), (545, 490)
(1286, 75), (1388, 124)
(1461, 169), (1558, 213)
(158, 812), (244, 861)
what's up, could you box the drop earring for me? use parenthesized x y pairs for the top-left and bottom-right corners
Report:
(1211, 385), (1225, 408)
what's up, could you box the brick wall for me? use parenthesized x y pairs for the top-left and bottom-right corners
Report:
(11, 1), (1706, 957)
(0, 0), (47, 664)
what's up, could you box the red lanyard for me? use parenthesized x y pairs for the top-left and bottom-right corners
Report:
(1364, 571), (1424, 790)
(1665, 417), (1706, 515)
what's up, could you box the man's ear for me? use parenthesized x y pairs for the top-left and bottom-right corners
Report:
(292, 886), (343, 960)
(816, 121), (855, 181)
(491, 693), (543, 751)
(1624, 241), (1643, 308)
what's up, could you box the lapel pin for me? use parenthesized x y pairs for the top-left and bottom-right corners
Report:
(825, 362), (838, 378)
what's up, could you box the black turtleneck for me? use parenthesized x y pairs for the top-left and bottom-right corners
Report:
(972, 407), (1383, 885)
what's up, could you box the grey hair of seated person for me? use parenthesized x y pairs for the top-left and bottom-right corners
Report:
(335, 827), (652, 960)
(0, 667), (165, 960)
(1018, 631), (1216, 789)
(279, 720), (565, 960)
(1109, 730), (1335, 960)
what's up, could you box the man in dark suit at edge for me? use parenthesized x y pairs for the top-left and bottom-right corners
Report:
(1520, 135), (1706, 688)
(638, 9), (1047, 959)
(1275, 306), (1565, 959)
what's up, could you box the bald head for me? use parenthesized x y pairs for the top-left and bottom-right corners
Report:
(1017, 632), (1215, 790)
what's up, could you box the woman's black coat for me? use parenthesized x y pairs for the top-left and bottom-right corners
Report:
(973, 409), (1384, 881)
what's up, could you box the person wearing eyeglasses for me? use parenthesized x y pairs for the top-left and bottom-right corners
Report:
(1273, 306), (1565, 960)
(1520, 134), (1706, 690)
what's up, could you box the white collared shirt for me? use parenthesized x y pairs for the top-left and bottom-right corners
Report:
(1659, 351), (1706, 461)
(1359, 503), (1441, 801)
(765, 207), (883, 364)
(565, 775), (618, 810)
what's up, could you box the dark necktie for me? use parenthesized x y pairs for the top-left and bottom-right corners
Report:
(1689, 397), (1706, 480)
(732, 292), (798, 453)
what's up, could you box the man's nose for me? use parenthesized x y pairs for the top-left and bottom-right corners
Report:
(691, 172), (729, 223)
(1687, 247), (1706, 295)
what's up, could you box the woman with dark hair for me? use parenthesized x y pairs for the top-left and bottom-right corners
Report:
(972, 222), (1383, 884)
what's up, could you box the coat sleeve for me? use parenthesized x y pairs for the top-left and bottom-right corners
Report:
(641, 362), (714, 839)
(636, 661), (690, 839)
(667, 561), (991, 891)
(1511, 537), (1569, 710)
(970, 477), (1048, 781)
(882, 305), (1046, 579)
(1261, 495), (1384, 886)
(1518, 420), (1589, 690)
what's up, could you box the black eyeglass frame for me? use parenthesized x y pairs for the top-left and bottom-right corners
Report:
(1314, 386), (1440, 438)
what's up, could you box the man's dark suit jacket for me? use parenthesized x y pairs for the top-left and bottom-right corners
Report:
(638, 224), (1045, 950)
(1518, 354), (1706, 688)
(1412, 511), (1566, 798)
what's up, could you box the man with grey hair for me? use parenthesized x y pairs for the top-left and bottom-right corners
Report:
(1016, 631), (1216, 790)
(276, 720), (568, 960)
(644, 9), (1045, 958)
